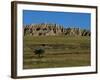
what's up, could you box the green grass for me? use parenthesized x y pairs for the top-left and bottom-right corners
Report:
(23, 36), (90, 69)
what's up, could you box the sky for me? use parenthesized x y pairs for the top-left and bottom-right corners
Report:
(23, 10), (91, 30)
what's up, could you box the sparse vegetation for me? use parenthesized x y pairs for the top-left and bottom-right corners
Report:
(23, 35), (90, 69)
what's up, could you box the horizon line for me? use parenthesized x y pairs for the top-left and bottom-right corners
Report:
(23, 23), (90, 30)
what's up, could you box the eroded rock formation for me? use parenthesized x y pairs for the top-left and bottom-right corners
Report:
(24, 23), (90, 36)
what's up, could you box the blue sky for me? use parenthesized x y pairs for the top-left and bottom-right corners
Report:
(23, 10), (91, 30)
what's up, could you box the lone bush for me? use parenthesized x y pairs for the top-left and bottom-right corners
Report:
(34, 48), (45, 58)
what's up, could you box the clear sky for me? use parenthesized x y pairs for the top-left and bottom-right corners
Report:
(23, 10), (91, 30)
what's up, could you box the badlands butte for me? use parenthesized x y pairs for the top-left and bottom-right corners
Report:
(24, 23), (90, 36)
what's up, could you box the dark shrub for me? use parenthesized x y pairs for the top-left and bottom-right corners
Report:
(34, 48), (45, 58)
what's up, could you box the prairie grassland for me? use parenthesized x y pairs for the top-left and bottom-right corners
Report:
(23, 36), (90, 69)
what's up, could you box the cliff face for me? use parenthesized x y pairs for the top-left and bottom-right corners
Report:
(24, 23), (90, 36)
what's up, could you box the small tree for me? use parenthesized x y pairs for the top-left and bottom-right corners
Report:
(34, 48), (45, 58)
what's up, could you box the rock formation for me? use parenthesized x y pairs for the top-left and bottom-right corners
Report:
(24, 23), (90, 36)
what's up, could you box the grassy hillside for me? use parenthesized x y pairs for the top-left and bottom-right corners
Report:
(23, 36), (90, 69)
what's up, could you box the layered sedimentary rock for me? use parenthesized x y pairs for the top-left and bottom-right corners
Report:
(24, 23), (90, 36)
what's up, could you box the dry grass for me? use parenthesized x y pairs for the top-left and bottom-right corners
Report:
(23, 36), (90, 69)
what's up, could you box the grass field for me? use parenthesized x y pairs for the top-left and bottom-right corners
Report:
(23, 36), (90, 69)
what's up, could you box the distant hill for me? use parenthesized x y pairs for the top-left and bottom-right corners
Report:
(24, 23), (90, 36)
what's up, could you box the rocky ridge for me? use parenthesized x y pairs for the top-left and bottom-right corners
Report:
(24, 23), (90, 36)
